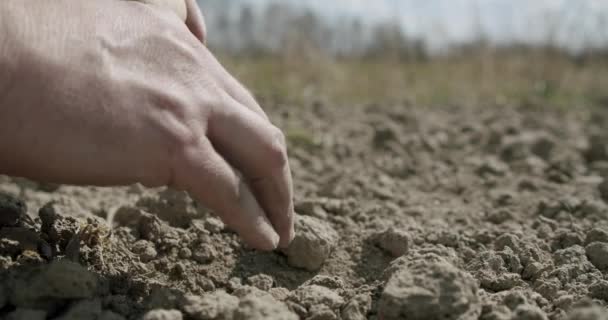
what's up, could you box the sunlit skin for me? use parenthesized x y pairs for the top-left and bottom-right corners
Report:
(0, 0), (295, 250)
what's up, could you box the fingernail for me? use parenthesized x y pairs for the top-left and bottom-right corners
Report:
(267, 230), (280, 250)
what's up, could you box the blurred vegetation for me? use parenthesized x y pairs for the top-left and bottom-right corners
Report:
(220, 48), (608, 109)
(206, 2), (608, 109)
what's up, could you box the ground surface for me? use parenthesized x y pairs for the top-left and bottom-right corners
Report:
(1, 102), (608, 320)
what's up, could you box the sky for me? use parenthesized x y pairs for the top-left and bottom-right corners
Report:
(198, 0), (608, 53)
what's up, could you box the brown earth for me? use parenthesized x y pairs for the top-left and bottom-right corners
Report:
(1, 102), (608, 320)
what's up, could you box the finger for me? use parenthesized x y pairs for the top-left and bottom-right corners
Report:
(185, 0), (207, 44)
(173, 137), (279, 250)
(129, 0), (187, 21)
(250, 162), (295, 248)
(199, 48), (268, 120)
(208, 94), (295, 247)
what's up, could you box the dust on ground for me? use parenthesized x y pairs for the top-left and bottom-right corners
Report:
(1, 102), (608, 320)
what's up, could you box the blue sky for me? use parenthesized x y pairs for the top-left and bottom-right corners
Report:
(224, 0), (608, 52)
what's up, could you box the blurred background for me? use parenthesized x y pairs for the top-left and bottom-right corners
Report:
(197, 0), (608, 108)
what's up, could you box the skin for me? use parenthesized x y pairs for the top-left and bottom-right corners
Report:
(0, 0), (295, 250)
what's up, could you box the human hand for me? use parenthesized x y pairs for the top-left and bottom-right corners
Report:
(0, 0), (294, 250)
(130, 0), (207, 43)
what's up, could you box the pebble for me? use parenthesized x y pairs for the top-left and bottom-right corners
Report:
(192, 244), (216, 264)
(0, 193), (26, 227)
(288, 285), (344, 317)
(39, 202), (80, 248)
(585, 228), (608, 245)
(588, 280), (608, 301)
(282, 215), (338, 271)
(374, 227), (410, 257)
(132, 240), (158, 263)
(246, 274), (274, 291)
(586, 242), (608, 270)
(341, 293), (372, 320)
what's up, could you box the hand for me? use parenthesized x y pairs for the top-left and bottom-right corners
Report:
(0, 0), (294, 250)
(130, 0), (207, 43)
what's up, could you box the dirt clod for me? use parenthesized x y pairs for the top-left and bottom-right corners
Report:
(283, 215), (338, 271)
(373, 227), (411, 257)
(0, 193), (26, 227)
(142, 309), (183, 320)
(182, 291), (239, 320)
(379, 259), (480, 320)
(585, 242), (608, 270)
(234, 293), (298, 320)
(10, 260), (97, 308)
(341, 293), (372, 320)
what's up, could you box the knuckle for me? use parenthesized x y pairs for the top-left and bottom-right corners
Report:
(266, 125), (288, 169)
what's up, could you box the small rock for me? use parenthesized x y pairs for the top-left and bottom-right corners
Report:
(282, 215), (338, 271)
(0, 193), (26, 227)
(246, 274), (274, 291)
(136, 189), (203, 228)
(0, 227), (42, 253)
(522, 262), (545, 281)
(487, 209), (514, 224)
(476, 157), (509, 177)
(192, 244), (216, 264)
(374, 227), (410, 257)
(511, 304), (548, 320)
(182, 291), (239, 320)
(589, 280), (608, 301)
(204, 217), (225, 233)
(379, 259), (480, 320)
(341, 293), (372, 320)
(586, 242), (608, 270)
(10, 260), (98, 308)
(55, 299), (102, 320)
(139, 212), (165, 242)
(269, 287), (290, 301)
(303, 275), (345, 290)
(5, 308), (47, 320)
(39, 202), (80, 248)
(495, 233), (520, 252)
(586, 134), (608, 163)
(585, 228), (608, 245)
(111, 206), (145, 228)
(179, 247), (192, 259)
(503, 291), (527, 310)
(565, 305), (608, 320)
(288, 285), (343, 317)
(132, 240), (158, 263)
(143, 309), (183, 320)
(234, 293), (298, 320)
